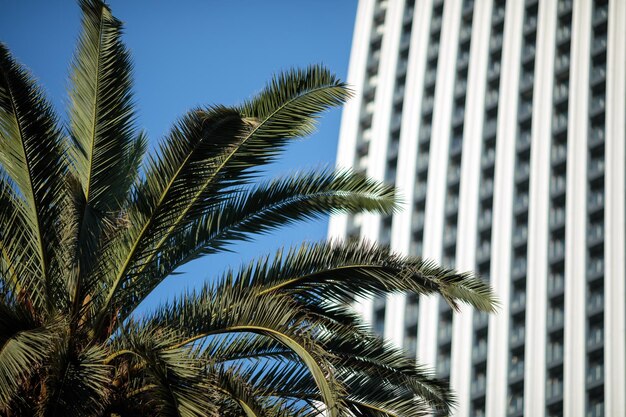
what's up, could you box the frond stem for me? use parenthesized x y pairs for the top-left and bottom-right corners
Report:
(349, 401), (399, 417)
(126, 384), (157, 398)
(212, 385), (260, 417)
(165, 325), (338, 417)
(257, 264), (389, 295)
(103, 349), (141, 365)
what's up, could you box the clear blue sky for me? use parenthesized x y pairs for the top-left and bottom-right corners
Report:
(0, 1), (357, 312)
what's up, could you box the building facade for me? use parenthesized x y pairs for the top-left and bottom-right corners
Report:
(327, 0), (625, 416)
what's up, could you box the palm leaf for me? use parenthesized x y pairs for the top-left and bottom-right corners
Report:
(37, 343), (112, 417)
(235, 240), (498, 312)
(115, 169), (396, 321)
(94, 66), (350, 336)
(142, 282), (345, 417)
(0, 175), (41, 310)
(110, 325), (216, 417)
(231, 298), (453, 414)
(67, 0), (143, 321)
(0, 43), (68, 312)
(69, 0), (137, 211)
(203, 333), (295, 365)
(209, 366), (271, 417)
(0, 314), (65, 410)
(90, 106), (247, 334)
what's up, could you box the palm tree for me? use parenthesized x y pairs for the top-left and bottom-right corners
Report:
(0, 1), (496, 416)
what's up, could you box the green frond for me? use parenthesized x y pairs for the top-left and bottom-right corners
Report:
(227, 296), (453, 415)
(228, 240), (497, 312)
(114, 169), (396, 321)
(239, 65), (351, 140)
(0, 43), (68, 312)
(0, 315), (65, 410)
(203, 333), (295, 365)
(0, 175), (42, 311)
(69, 0), (137, 210)
(231, 361), (323, 414)
(443, 274), (500, 313)
(90, 106), (247, 334)
(209, 366), (270, 417)
(322, 328), (453, 414)
(37, 343), (112, 417)
(143, 283), (344, 417)
(67, 0), (143, 322)
(112, 325), (217, 417)
(182, 168), (396, 255)
(96, 66), (350, 335)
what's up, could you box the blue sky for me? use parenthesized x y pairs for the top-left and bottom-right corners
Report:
(1, 1), (357, 312)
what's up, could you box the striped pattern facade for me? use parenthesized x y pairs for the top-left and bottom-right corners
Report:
(328, 0), (626, 416)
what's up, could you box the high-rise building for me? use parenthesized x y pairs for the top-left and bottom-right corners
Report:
(328, 0), (625, 416)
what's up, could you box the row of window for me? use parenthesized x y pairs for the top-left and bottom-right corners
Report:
(545, 2), (573, 414)
(409, 0), (445, 258)
(374, 0), (418, 339)
(404, 0), (446, 358)
(434, 1), (476, 393)
(506, 1), (539, 416)
(585, 1), (608, 414)
(469, 1), (506, 415)
(361, 0), (389, 336)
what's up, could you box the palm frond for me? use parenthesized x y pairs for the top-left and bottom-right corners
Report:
(0, 43), (68, 312)
(115, 169), (396, 321)
(227, 296), (453, 415)
(141, 282), (345, 417)
(110, 325), (217, 417)
(322, 327), (453, 414)
(0, 174), (42, 311)
(67, 0), (142, 323)
(232, 240), (498, 312)
(179, 168), (396, 257)
(203, 333), (295, 365)
(229, 361), (323, 415)
(37, 342), (112, 417)
(95, 66), (350, 336)
(90, 106), (247, 334)
(0, 315), (65, 410)
(209, 366), (271, 417)
(69, 0), (137, 211)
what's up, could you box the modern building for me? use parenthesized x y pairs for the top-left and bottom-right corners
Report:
(328, 0), (625, 416)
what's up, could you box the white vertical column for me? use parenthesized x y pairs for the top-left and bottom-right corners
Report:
(364, 0), (403, 189)
(328, 0), (375, 240)
(485, 1), (524, 416)
(524, 1), (556, 416)
(388, 0), (434, 350)
(353, 0), (405, 346)
(604, 0), (626, 414)
(450, 1), (492, 416)
(359, 0), (403, 244)
(327, 0), (376, 323)
(418, 0), (462, 369)
(563, 1), (591, 416)
(390, 0), (432, 256)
